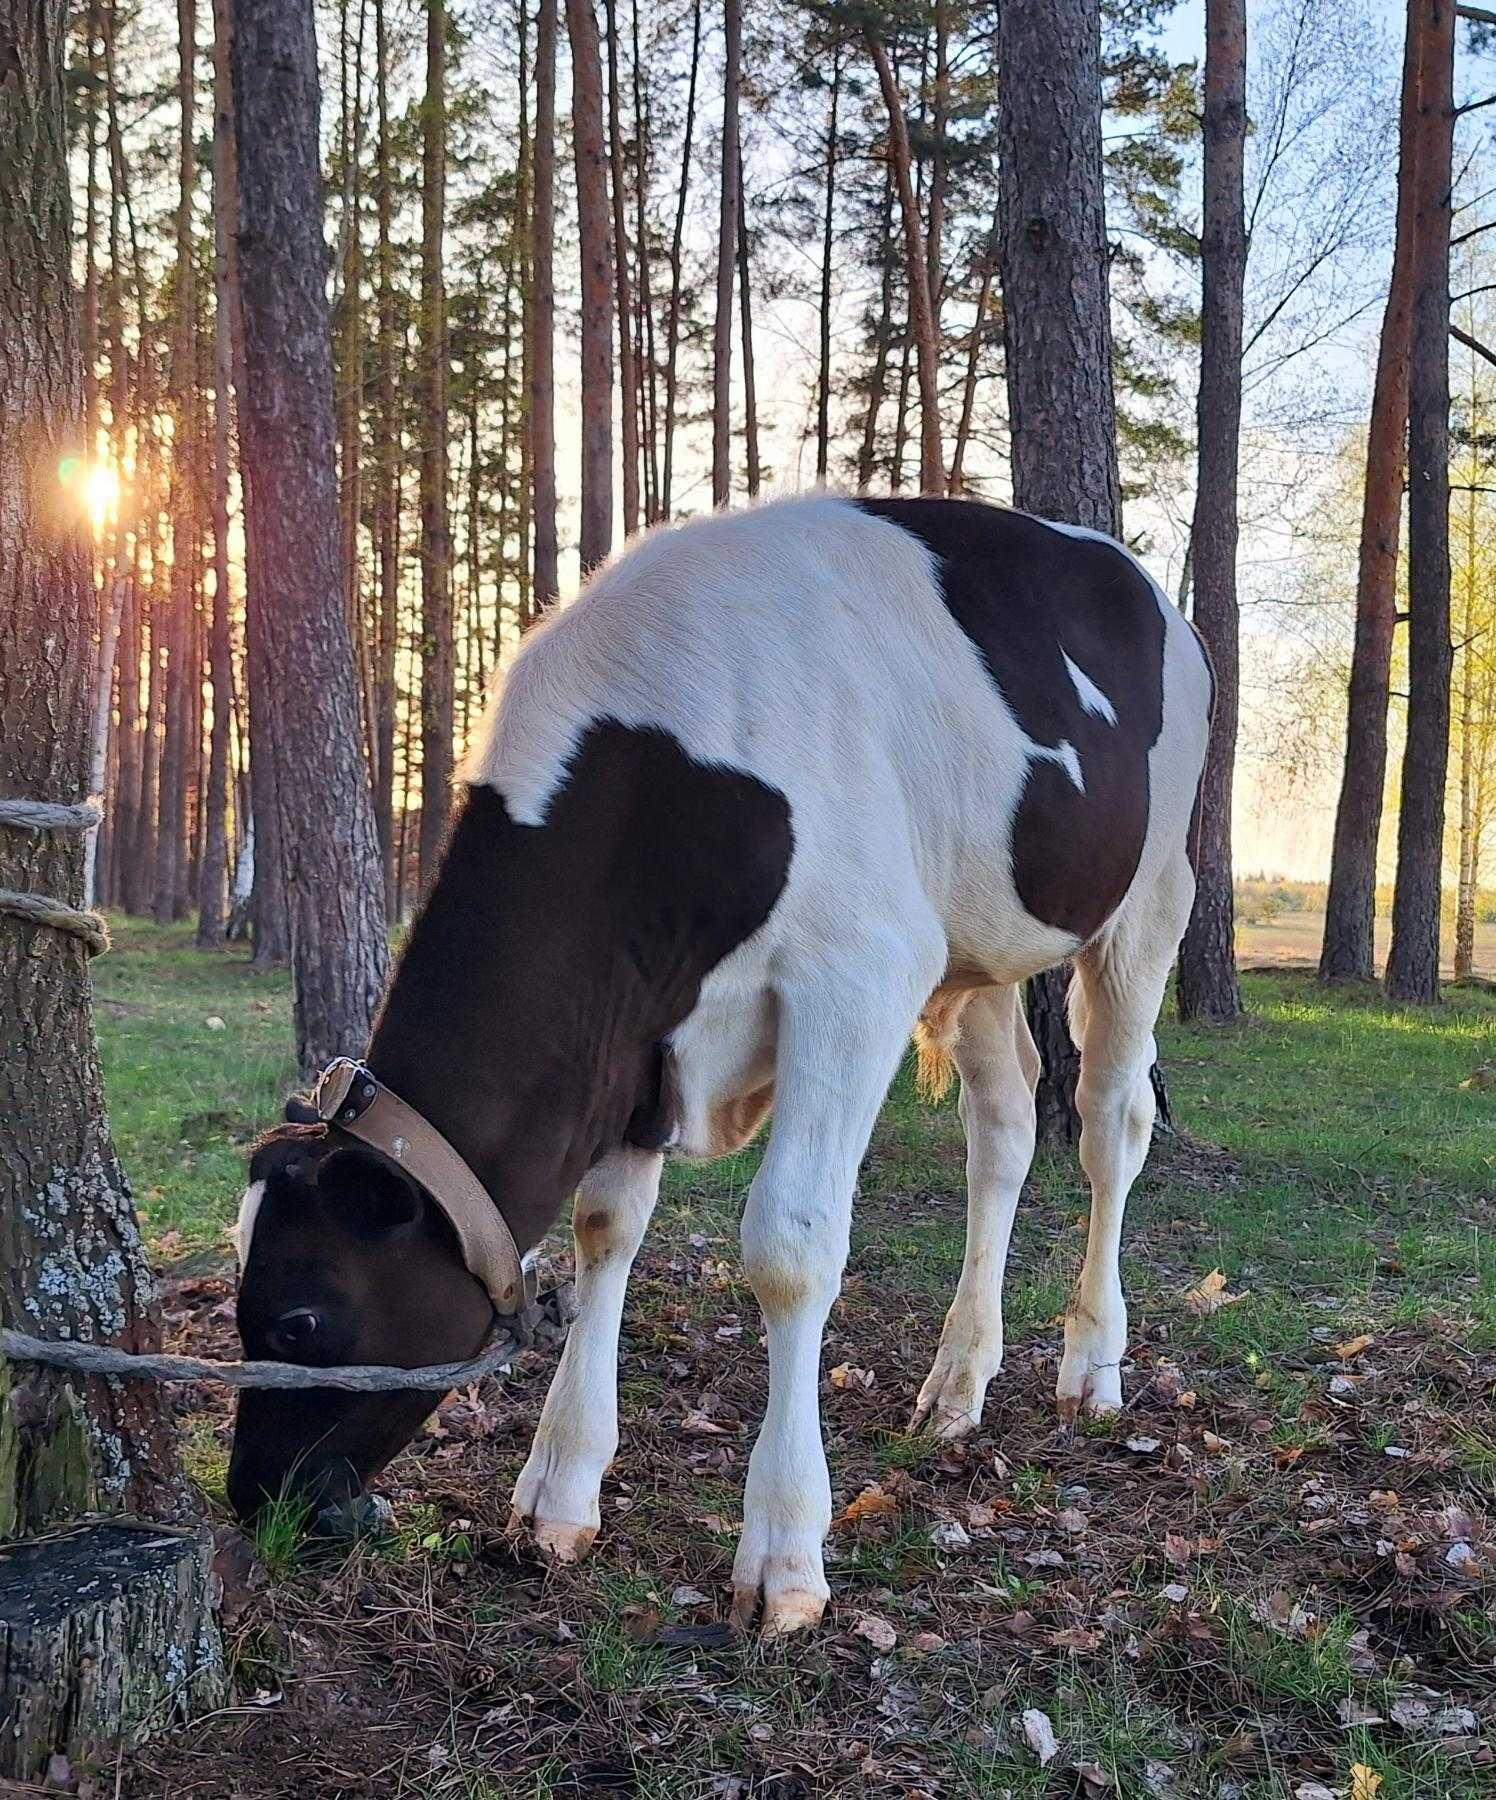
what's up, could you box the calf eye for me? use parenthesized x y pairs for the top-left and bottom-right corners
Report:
(268, 1307), (322, 1356)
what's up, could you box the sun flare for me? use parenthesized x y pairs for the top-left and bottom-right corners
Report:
(58, 455), (122, 537)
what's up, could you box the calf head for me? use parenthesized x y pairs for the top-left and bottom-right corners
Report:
(226, 1119), (493, 1528)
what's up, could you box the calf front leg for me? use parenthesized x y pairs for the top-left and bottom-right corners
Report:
(510, 1147), (661, 1560)
(732, 938), (940, 1638)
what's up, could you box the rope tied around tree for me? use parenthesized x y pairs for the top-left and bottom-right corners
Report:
(0, 1284), (576, 1393)
(0, 797), (110, 955)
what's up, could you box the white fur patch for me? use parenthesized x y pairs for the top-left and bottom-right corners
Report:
(1062, 651), (1118, 726)
(1032, 737), (1086, 795)
(234, 1179), (265, 1267)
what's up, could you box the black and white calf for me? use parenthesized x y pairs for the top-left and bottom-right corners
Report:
(229, 495), (1211, 1638)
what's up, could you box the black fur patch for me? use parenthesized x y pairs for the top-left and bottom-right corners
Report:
(368, 720), (794, 1249)
(858, 498), (1167, 940)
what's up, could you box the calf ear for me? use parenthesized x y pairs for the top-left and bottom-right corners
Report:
(284, 1095), (321, 1125)
(316, 1146), (423, 1237)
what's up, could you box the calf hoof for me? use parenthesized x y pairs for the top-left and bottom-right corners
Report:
(507, 1509), (598, 1564)
(910, 1352), (999, 1440)
(730, 1580), (827, 1641)
(1054, 1353), (1124, 1423)
(730, 1529), (830, 1640)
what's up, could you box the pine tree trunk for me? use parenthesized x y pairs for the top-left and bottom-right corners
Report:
(0, 0), (187, 1536)
(417, 0), (453, 891)
(230, 0), (391, 1075)
(1176, 0), (1246, 1025)
(948, 212), (997, 495)
(567, 0), (614, 569)
(927, 3), (949, 337)
(661, 0), (700, 519)
(529, 0), (560, 610)
(867, 32), (943, 495)
(1386, 0), (1455, 1006)
(1320, 0), (1422, 984)
(1455, 474), (1477, 981)
(605, 0), (640, 537)
(211, 0), (288, 966)
(856, 167), (895, 493)
(997, 0), (1123, 1136)
(712, 0), (740, 507)
(372, 0), (398, 901)
(155, 0), (198, 928)
(737, 131), (760, 499)
(631, 0), (659, 523)
(102, 9), (140, 909)
(198, 0), (239, 948)
(817, 48), (841, 483)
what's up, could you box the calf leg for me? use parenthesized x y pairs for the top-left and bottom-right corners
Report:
(732, 932), (942, 1638)
(510, 1146), (661, 1559)
(1057, 858), (1193, 1419)
(911, 985), (1038, 1438)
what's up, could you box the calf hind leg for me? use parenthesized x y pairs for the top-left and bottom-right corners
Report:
(1057, 859), (1194, 1419)
(911, 985), (1038, 1438)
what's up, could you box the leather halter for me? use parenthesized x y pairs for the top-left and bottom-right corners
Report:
(312, 1058), (535, 1318)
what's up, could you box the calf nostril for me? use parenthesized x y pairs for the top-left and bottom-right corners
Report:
(269, 1307), (321, 1356)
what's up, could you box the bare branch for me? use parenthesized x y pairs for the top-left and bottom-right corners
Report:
(1452, 322), (1496, 369)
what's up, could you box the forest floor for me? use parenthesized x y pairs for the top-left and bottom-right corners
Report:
(94, 918), (1496, 1800)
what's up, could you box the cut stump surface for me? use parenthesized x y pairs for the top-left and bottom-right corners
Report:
(0, 1522), (225, 1782)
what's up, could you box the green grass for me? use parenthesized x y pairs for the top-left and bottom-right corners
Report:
(96, 915), (295, 1259)
(95, 925), (1496, 1798)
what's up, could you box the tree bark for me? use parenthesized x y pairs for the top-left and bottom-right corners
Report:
(737, 128), (760, 498)
(998, 0), (1123, 1136)
(417, 0), (453, 890)
(1455, 462), (1477, 980)
(1176, 0), (1246, 1025)
(230, 0), (391, 1076)
(605, 0), (640, 537)
(1320, 0), (1424, 983)
(154, 0), (198, 927)
(198, 0), (240, 949)
(529, 0), (560, 610)
(661, 0), (700, 519)
(631, 0), (659, 522)
(0, 1524), (224, 1783)
(817, 46), (841, 482)
(371, 0), (398, 901)
(948, 211), (998, 495)
(567, 0), (614, 569)
(712, 0), (741, 507)
(0, 0), (186, 1538)
(1386, 0), (1456, 1006)
(867, 31), (943, 495)
(856, 166), (896, 493)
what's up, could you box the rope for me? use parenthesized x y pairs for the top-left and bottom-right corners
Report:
(0, 796), (110, 955)
(0, 1284), (574, 1392)
(0, 1325), (522, 1393)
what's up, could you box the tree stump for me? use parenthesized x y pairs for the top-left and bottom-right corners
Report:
(0, 1522), (225, 1782)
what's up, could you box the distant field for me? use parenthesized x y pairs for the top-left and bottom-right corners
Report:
(1239, 908), (1496, 979)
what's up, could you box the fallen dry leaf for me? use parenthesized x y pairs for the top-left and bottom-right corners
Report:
(1334, 1332), (1374, 1359)
(1021, 1707), (1059, 1766)
(1350, 1763), (1383, 1800)
(678, 1409), (733, 1437)
(852, 1611), (897, 1652)
(829, 1363), (876, 1391)
(1182, 1268), (1249, 1317)
(1049, 1625), (1104, 1652)
(838, 1483), (899, 1526)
